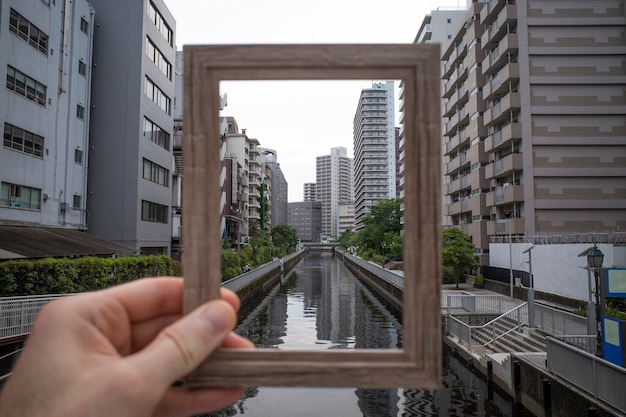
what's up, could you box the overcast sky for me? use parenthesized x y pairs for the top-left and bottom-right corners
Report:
(166, 0), (467, 201)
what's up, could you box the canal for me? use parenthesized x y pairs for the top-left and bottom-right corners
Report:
(203, 252), (536, 417)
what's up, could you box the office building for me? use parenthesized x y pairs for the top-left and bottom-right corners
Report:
(87, 0), (176, 255)
(288, 201), (322, 243)
(1, 0), (94, 230)
(316, 147), (353, 239)
(353, 81), (396, 230)
(439, 0), (626, 263)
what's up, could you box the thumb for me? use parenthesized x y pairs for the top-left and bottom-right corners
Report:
(129, 299), (237, 386)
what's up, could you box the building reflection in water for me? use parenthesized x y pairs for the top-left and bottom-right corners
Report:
(204, 253), (533, 417)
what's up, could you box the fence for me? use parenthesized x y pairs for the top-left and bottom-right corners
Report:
(547, 337), (626, 412)
(0, 294), (67, 340)
(442, 292), (504, 315)
(446, 302), (528, 349)
(535, 303), (587, 336)
(340, 253), (404, 290)
(221, 250), (302, 292)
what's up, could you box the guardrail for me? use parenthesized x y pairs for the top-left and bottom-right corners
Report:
(339, 252), (404, 290)
(220, 250), (302, 293)
(555, 334), (596, 354)
(0, 294), (68, 340)
(442, 292), (504, 315)
(535, 302), (587, 336)
(547, 337), (626, 412)
(447, 302), (528, 349)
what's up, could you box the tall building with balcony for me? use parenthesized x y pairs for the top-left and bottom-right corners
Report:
(259, 148), (288, 228)
(303, 182), (317, 202)
(87, 0), (176, 255)
(353, 81), (396, 230)
(316, 147), (353, 239)
(0, 0), (94, 230)
(442, 0), (626, 263)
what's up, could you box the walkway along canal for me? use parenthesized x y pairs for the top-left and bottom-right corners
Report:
(204, 251), (535, 417)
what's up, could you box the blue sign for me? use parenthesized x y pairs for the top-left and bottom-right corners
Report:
(603, 316), (624, 367)
(606, 268), (626, 298)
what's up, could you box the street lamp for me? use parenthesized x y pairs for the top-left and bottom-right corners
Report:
(587, 245), (604, 357)
(523, 245), (535, 328)
(497, 219), (514, 299)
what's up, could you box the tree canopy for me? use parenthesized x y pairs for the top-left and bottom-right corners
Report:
(442, 227), (478, 287)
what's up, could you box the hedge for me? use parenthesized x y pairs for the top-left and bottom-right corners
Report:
(0, 255), (182, 296)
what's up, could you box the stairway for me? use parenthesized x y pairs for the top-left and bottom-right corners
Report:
(471, 319), (548, 354)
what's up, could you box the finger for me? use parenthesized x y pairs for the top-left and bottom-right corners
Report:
(155, 387), (245, 417)
(221, 332), (255, 349)
(128, 299), (237, 385)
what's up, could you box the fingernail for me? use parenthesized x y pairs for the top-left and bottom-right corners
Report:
(202, 302), (230, 334)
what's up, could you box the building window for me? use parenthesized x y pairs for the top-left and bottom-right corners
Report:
(76, 104), (85, 120)
(0, 182), (41, 210)
(6, 66), (46, 106)
(80, 17), (88, 34)
(3, 123), (44, 157)
(141, 200), (168, 223)
(9, 9), (49, 55)
(78, 60), (87, 76)
(146, 37), (172, 80)
(148, 2), (173, 47)
(145, 77), (170, 114)
(143, 117), (170, 149)
(72, 194), (81, 209)
(74, 148), (83, 164)
(143, 158), (169, 187)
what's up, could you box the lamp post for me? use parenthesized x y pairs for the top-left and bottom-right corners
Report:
(523, 245), (535, 328)
(587, 245), (604, 358)
(497, 219), (514, 299)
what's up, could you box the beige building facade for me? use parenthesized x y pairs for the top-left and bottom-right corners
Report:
(440, 0), (626, 263)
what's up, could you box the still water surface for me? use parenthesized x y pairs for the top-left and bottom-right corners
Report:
(203, 252), (535, 417)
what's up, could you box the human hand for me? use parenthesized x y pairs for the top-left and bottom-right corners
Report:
(0, 277), (253, 417)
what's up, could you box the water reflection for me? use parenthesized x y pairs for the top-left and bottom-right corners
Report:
(200, 253), (534, 417)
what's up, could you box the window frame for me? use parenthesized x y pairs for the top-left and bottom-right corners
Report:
(182, 44), (442, 388)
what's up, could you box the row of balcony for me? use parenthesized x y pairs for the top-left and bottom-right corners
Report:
(483, 61), (519, 100)
(446, 149), (522, 181)
(482, 32), (518, 76)
(446, 186), (525, 217)
(483, 92), (520, 127)
(481, 5), (518, 49)
(484, 122), (521, 153)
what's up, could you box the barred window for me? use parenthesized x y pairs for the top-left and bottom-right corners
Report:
(80, 18), (88, 34)
(141, 200), (168, 223)
(142, 158), (169, 187)
(78, 60), (87, 76)
(0, 182), (41, 210)
(76, 104), (85, 120)
(72, 195), (81, 209)
(3, 123), (44, 157)
(9, 9), (49, 55)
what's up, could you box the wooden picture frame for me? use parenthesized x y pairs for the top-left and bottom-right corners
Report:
(182, 44), (442, 388)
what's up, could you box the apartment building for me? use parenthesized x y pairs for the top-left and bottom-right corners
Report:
(87, 0), (176, 255)
(259, 148), (288, 228)
(337, 202), (355, 235)
(316, 146), (353, 239)
(353, 81), (396, 230)
(441, 0), (626, 263)
(0, 0), (94, 230)
(303, 182), (317, 202)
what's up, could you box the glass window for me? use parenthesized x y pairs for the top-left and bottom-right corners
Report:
(78, 60), (87, 76)
(77, 104), (85, 120)
(74, 149), (83, 164)
(6, 66), (47, 106)
(0, 182), (41, 210)
(9, 9), (48, 55)
(80, 18), (88, 34)
(73, 195), (81, 209)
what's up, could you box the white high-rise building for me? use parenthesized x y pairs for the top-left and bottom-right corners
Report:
(353, 81), (396, 230)
(315, 146), (353, 239)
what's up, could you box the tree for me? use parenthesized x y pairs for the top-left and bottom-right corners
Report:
(355, 199), (403, 263)
(442, 227), (478, 288)
(271, 224), (299, 256)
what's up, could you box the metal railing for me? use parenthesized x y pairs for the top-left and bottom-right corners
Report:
(341, 253), (404, 290)
(554, 334), (596, 354)
(535, 303), (587, 336)
(221, 250), (302, 293)
(547, 337), (626, 412)
(442, 293), (504, 315)
(447, 302), (528, 349)
(0, 294), (68, 340)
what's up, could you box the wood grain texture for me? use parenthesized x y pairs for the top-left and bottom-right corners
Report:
(183, 44), (441, 388)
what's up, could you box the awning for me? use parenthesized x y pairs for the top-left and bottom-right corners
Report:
(0, 226), (136, 259)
